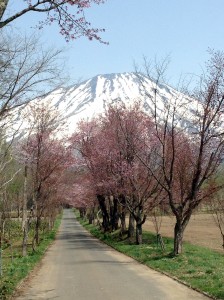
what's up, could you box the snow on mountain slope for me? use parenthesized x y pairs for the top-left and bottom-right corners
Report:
(7, 72), (196, 139)
(37, 72), (196, 135)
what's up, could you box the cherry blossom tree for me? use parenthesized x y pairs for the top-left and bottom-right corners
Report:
(101, 103), (162, 244)
(70, 103), (162, 243)
(17, 102), (72, 248)
(140, 51), (224, 254)
(0, 0), (107, 43)
(70, 118), (116, 231)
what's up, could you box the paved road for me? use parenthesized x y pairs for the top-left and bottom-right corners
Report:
(15, 209), (211, 300)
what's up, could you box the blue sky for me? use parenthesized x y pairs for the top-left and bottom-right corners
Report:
(5, 0), (224, 87)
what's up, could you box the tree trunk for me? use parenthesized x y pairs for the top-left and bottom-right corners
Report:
(118, 195), (126, 236)
(97, 195), (110, 232)
(128, 213), (135, 238)
(88, 208), (94, 224)
(134, 205), (146, 245)
(111, 197), (119, 231)
(0, 246), (2, 276)
(22, 165), (28, 256)
(119, 210), (127, 237)
(79, 207), (86, 219)
(22, 224), (28, 256)
(79, 208), (83, 218)
(222, 233), (224, 250)
(0, 219), (5, 248)
(17, 193), (21, 220)
(136, 223), (143, 245)
(96, 209), (102, 229)
(173, 222), (184, 255)
(34, 216), (41, 246)
(173, 214), (191, 255)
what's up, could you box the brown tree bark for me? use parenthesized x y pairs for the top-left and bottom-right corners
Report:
(88, 208), (95, 224)
(173, 222), (184, 255)
(119, 209), (127, 237)
(136, 223), (143, 245)
(173, 215), (190, 255)
(111, 197), (119, 231)
(97, 195), (110, 232)
(128, 213), (135, 238)
(135, 209), (146, 245)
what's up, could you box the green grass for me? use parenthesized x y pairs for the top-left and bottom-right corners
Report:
(0, 215), (62, 299)
(77, 216), (224, 300)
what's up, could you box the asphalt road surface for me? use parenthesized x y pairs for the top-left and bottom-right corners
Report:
(15, 209), (211, 300)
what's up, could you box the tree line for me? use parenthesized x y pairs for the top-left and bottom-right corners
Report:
(69, 52), (224, 255)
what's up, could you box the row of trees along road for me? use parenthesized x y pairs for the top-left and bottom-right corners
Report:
(69, 51), (224, 255)
(0, 30), (72, 257)
(0, 0), (106, 259)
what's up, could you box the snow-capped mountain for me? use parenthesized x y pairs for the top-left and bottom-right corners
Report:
(8, 72), (197, 139)
(37, 72), (196, 135)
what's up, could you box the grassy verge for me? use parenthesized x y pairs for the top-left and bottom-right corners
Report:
(77, 216), (224, 300)
(0, 215), (62, 299)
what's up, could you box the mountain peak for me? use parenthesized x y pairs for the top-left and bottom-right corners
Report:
(25, 72), (192, 135)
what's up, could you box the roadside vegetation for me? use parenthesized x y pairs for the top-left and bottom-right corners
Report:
(0, 213), (62, 299)
(77, 214), (224, 300)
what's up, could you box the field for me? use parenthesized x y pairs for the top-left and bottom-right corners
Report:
(143, 213), (223, 252)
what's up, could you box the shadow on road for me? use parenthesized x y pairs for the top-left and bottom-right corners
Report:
(56, 216), (114, 252)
